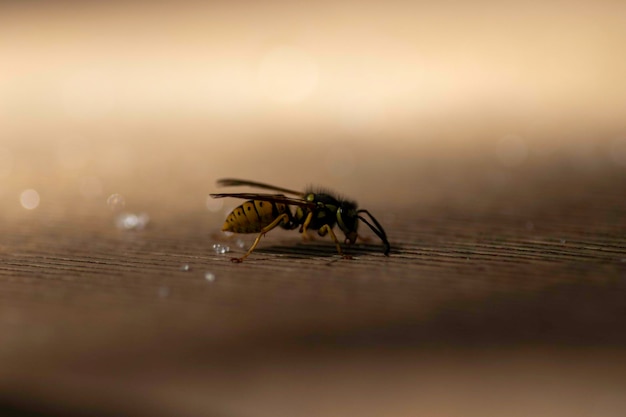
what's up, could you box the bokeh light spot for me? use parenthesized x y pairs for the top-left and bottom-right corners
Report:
(20, 189), (40, 210)
(115, 212), (150, 230)
(106, 193), (126, 211)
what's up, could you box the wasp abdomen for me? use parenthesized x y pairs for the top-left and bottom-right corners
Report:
(222, 200), (288, 233)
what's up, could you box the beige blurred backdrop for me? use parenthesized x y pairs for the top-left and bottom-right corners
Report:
(2, 0), (626, 218)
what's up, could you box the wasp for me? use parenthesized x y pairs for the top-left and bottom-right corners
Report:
(210, 178), (390, 263)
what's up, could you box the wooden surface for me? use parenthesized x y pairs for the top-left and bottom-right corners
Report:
(1, 148), (625, 417)
(3, 2), (626, 415)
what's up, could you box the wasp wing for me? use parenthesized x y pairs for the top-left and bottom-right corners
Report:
(210, 192), (316, 209)
(216, 178), (304, 197)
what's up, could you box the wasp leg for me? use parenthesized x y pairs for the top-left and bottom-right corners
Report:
(231, 213), (290, 263)
(299, 211), (314, 239)
(318, 224), (352, 260)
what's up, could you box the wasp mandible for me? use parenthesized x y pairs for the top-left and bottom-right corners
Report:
(210, 178), (390, 263)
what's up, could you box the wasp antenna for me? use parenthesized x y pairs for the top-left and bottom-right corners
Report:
(357, 210), (390, 256)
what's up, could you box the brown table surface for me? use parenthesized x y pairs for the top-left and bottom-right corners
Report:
(3, 2), (626, 415)
(1, 138), (625, 417)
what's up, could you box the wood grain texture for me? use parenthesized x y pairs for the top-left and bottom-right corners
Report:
(1, 158), (626, 417)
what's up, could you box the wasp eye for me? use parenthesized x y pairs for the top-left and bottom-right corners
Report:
(337, 205), (359, 241)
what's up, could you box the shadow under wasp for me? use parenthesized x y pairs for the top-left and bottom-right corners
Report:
(210, 178), (391, 263)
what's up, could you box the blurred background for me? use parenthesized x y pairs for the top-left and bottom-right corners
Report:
(2, 1), (626, 416)
(2, 0), (626, 218)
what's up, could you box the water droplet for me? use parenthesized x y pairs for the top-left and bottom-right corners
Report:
(180, 264), (191, 272)
(107, 193), (126, 211)
(212, 243), (230, 254)
(204, 272), (216, 282)
(222, 231), (234, 238)
(235, 239), (246, 249)
(560, 239), (567, 244)
(115, 212), (150, 230)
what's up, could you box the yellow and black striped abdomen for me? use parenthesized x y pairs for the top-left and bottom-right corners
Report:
(222, 200), (288, 233)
